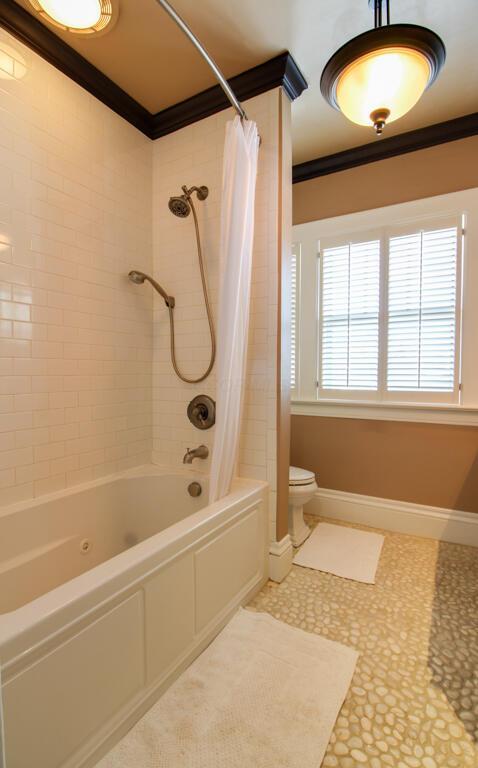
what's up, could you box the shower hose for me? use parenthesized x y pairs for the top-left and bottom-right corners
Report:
(168, 196), (216, 383)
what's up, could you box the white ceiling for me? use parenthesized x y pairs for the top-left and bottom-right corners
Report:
(14, 0), (478, 163)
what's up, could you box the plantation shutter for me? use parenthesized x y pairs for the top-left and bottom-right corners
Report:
(320, 239), (380, 390)
(387, 226), (458, 393)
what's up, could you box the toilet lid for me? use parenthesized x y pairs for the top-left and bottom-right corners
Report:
(289, 466), (316, 486)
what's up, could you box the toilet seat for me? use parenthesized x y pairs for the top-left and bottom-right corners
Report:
(289, 466), (316, 487)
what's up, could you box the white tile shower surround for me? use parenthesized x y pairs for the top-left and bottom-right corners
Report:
(152, 90), (285, 541)
(0, 29), (153, 506)
(0, 29), (289, 544)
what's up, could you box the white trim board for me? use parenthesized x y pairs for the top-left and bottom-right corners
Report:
(269, 535), (294, 583)
(309, 488), (478, 548)
(292, 400), (478, 426)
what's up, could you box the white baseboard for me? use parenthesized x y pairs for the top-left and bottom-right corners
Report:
(309, 489), (478, 548)
(269, 535), (294, 582)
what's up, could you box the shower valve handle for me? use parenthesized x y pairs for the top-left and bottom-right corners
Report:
(193, 404), (207, 423)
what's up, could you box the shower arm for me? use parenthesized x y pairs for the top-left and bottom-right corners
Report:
(155, 0), (248, 122)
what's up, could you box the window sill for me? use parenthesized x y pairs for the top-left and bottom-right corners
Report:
(291, 399), (478, 426)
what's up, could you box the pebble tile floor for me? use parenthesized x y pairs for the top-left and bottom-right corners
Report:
(249, 516), (478, 767)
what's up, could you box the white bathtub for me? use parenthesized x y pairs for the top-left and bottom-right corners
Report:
(0, 465), (269, 768)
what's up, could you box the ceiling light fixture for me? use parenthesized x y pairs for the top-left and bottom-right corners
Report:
(28, 0), (117, 35)
(320, 0), (445, 135)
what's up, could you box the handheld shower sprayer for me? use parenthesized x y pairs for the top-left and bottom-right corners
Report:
(128, 270), (174, 308)
(129, 183), (215, 384)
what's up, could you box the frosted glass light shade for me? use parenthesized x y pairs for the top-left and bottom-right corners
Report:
(35, 0), (102, 29)
(320, 24), (446, 135)
(336, 47), (431, 128)
(29, 0), (116, 34)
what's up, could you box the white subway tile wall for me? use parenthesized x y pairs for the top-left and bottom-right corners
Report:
(152, 90), (285, 540)
(0, 27), (289, 542)
(0, 30), (153, 506)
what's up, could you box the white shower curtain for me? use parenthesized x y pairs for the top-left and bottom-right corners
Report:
(209, 116), (259, 503)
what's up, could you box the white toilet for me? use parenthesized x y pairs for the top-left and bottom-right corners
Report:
(288, 466), (318, 547)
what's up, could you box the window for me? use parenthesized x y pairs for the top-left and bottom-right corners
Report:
(387, 228), (458, 393)
(315, 218), (463, 405)
(321, 239), (380, 391)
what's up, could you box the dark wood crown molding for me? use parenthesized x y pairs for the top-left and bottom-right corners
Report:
(293, 112), (478, 184)
(0, 1), (307, 141)
(150, 52), (308, 140)
(0, 0), (152, 135)
(5, 0), (471, 169)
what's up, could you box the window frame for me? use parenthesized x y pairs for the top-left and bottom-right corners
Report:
(317, 215), (463, 405)
(290, 188), (478, 424)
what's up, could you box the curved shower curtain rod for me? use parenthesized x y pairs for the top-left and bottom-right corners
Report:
(155, 0), (249, 122)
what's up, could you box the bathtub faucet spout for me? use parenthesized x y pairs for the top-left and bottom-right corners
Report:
(183, 445), (209, 464)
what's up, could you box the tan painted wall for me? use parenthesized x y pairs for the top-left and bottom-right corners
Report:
(291, 416), (478, 513)
(293, 135), (478, 224)
(292, 137), (478, 513)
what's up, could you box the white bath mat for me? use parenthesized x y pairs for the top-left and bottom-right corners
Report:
(294, 522), (384, 584)
(96, 608), (358, 768)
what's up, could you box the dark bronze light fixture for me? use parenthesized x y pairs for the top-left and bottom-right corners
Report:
(320, 0), (446, 135)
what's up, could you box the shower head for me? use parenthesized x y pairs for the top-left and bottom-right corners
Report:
(128, 270), (147, 284)
(168, 184), (209, 218)
(168, 195), (191, 218)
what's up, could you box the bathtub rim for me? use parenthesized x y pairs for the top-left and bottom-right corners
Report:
(0, 464), (268, 661)
(0, 463), (210, 522)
